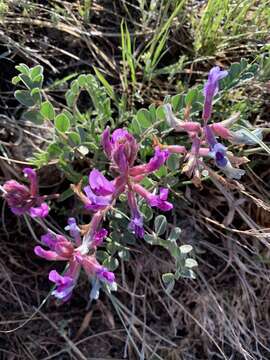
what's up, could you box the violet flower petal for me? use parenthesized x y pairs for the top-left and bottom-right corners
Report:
(89, 169), (115, 196)
(34, 246), (66, 261)
(23, 167), (38, 196)
(203, 66), (228, 122)
(96, 267), (115, 284)
(29, 202), (49, 218)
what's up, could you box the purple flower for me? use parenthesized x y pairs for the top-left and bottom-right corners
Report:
(128, 214), (145, 238)
(2, 168), (50, 218)
(35, 223), (116, 302)
(35, 233), (74, 261)
(78, 255), (116, 285)
(84, 169), (115, 211)
(101, 127), (138, 172)
(29, 203), (49, 218)
(146, 148), (169, 172)
(89, 169), (115, 196)
(92, 228), (108, 246)
(204, 125), (245, 179)
(96, 267), (115, 284)
(49, 268), (77, 302)
(133, 184), (173, 212)
(211, 143), (228, 168)
(23, 168), (38, 195)
(148, 188), (173, 211)
(129, 148), (169, 177)
(127, 191), (144, 238)
(101, 126), (113, 159)
(204, 125), (227, 168)
(65, 217), (81, 245)
(203, 66), (228, 122)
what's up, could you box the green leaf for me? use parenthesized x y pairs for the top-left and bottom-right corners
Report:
(122, 231), (136, 245)
(15, 63), (30, 75)
(32, 74), (44, 88)
(96, 250), (108, 262)
(156, 105), (166, 120)
(18, 74), (33, 89)
(65, 89), (76, 108)
(167, 153), (180, 171)
(30, 65), (43, 80)
(140, 203), (153, 221)
(179, 244), (193, 254)
(40, 101), (55, 120)
(144, 233), (157, 244)
(103, 256), (119, 271)
(148, 104), (156, 122)
(154, 215), (167, 236)
(137, 108), (152, 128)
(162, 272), (175, 284)
(107, 241), (119, 256)
(15, 90), (36, 107)
(185, 258), (198, 268)
(155, 165), (167, 177)
(168, 227), (181, 241)
(23, 110), (44, 124)
(130, 117), (142, 135)
(68, 132), (81, 146)
(118, 249), (130, 261)
(47, 142), (62, 156)
(238, 126), (270, 154)
(12, 76), (21, 85)
(162, 273), (175, 294)
(93, 66), (116, 100)
(77, 74), (87, 87)
(55, 113), (70, 132)
(181, 268), (196, 279)
(228, 62), (241, 79)
(185, 88), (198, 106)
(168, 240), (181, 257)
(171, 94), (184, 111)
(30, 88), (42, 104)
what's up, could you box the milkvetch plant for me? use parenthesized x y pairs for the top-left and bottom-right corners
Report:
(1, 59), (265, 301)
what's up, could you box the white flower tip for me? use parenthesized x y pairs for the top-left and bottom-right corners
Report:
(222, 162), (246, 180)
(163, 103), (180, 129)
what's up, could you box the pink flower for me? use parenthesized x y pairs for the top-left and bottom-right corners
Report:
(72, 128), (174, 240)
(129, 148), (169, 177)
(102, 127), (138, 173)
(164, 104), (201, 133)
(127, 191), (144, 238)
(92, 228), (108, 246)
(34, 219), (115, 302)
(133, 184), (173, 212)
(2, 168), (49, 218)
(84, 169), (115, 211)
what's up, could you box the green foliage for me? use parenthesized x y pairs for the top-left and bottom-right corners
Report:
(144, 214), (197, 291)
(193, 0), (270, 56)
(11, 56), (268, 291)
(13, 64), (114, 170)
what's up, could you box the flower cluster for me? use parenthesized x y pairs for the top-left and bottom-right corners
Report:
(162, 66), (262, 184)
(1, 168), (50, 217)
(1, 66), (261, 304)
(73, 127), (173, 239)
(34, 218), (115, 301)
(1, 128), (173, 302)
